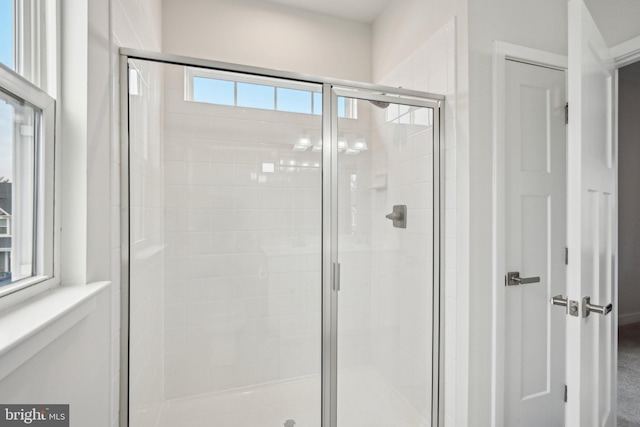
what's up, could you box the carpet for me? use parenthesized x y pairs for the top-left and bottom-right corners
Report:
(619, 322), (640, 426)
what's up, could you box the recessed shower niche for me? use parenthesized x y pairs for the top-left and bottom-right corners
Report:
(121, 50), (443, 427)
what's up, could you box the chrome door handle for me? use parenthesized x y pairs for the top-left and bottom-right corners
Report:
(551, 295), (580, 316)
(582, 296), (612, 317)
(506, 271), (541, 286)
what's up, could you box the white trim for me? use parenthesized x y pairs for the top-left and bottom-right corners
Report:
(491, 41), (568, 427)
(0, 281), (109, 381)
(611, 34), (640, 68)
(612, 66), (620, 426)
(493, 41), (567, 71)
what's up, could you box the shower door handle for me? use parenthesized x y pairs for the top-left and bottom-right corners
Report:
(332, 262), (340, 291)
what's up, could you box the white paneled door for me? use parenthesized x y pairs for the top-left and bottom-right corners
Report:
(566, 0), (617, 426)
(504, 59), (567, 427)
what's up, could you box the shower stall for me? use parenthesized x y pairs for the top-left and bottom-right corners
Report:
(120, 49), (443, 427)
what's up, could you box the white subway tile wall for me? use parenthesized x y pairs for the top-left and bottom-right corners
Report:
(376, 18), (457, 426)
(161, 63), (324, 409)
(127, 59), (166, 427)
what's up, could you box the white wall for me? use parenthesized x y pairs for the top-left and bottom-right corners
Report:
(465, 1), (568, 425)
(0, 292), (112, 426)
(618, 62), (640, 326)
(161, 0), (372, 82)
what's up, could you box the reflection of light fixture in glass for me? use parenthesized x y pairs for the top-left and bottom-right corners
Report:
(344, 148), (358, 155)
(294, 134), (312, 151)
(312, 139), (322, 152)
(338, 137), (348, 152)
(353, 138), (368, 151)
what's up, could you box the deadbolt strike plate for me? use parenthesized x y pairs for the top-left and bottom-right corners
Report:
(568, 300), (579, 317)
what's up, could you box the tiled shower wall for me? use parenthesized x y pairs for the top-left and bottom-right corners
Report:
(375, 19), (457, 426)
(126, 59), (165, 427)
(161, 64), (332, 399)
(369, 104), (435, 419)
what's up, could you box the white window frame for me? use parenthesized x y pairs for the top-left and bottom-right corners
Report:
(0, 61), (57, 300)
(14, 0), (54, 93)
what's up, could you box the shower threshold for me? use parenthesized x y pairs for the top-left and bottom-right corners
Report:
(152, 367), (428, 427)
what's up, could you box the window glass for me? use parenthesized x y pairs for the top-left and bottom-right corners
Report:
(313, 92), (322, 115)
(277, 87), (311, 114)
(193, 77), (234, 106)
(188, 74), (352, 118)
(0, 89), (37, 286)
(237, 82), (274, 110)
(338, 97), (346, 118)
(0, 0), (12, 69)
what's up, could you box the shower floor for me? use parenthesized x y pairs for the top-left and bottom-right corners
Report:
(155, 367), (428, 427)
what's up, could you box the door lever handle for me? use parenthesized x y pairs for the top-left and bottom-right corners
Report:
(551, 295), (568, 307)
(582, 296), (612, 318)
(506, 271), (541, 286)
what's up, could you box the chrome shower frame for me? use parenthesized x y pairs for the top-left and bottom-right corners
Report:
(119, 48), (444, 427)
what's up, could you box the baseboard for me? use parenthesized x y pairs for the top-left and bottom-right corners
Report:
(618, 311), (640, 326)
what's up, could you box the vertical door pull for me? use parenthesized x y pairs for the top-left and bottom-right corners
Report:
(332, 262), (340, 291)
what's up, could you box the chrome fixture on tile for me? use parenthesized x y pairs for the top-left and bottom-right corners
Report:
(385, 205), (407, 228)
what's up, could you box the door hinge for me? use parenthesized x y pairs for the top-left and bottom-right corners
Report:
(564, 384), (568, 402)
(565, 247), (568, 265)
(565, 103), (569, 124)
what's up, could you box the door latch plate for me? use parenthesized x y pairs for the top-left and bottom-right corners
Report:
(569, 300), (579, 317)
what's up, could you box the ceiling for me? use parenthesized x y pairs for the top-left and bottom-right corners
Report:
(258, 0), (392, 23)
(585, 0), (640, 48)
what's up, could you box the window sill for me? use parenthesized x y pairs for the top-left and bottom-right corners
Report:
(0, 281), (110, 381)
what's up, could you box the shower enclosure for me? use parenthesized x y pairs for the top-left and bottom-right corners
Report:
(120, 49), (443, 427)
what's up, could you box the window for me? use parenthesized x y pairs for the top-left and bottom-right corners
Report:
(0, 218), (9, 236)
(185, 68), (357, 118)
(0, 0), (13, 70)
(0, 0), (57, 296)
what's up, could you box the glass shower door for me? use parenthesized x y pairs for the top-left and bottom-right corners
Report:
(332, 90), (440, 427)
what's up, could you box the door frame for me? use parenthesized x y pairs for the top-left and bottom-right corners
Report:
(491, 41), (568, 427)
(492, 36), (640, 427)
